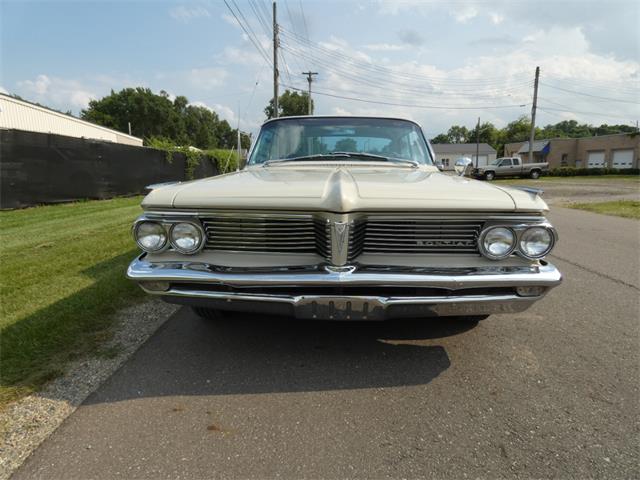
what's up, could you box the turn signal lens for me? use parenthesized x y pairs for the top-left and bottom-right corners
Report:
(170, 222), (203, 254)
(519, 227), (554, 258)
(480, 227), (515, 259)
(135, 221), (167, 252)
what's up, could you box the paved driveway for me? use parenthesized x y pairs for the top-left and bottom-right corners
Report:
(15, 208), (639, 479)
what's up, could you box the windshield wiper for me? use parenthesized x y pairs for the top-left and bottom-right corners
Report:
(263, 151), (419, 167)
(331, 151), (419, 167)
(263, 153), (350, 166)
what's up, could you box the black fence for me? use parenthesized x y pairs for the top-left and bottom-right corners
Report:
(0, 129), (220, 209)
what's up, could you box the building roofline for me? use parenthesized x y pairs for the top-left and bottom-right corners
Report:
(0, 92), (143, 142)
(505, 131), (638, 146)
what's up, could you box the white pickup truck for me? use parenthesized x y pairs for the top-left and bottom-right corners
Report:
(472, 157), (549, 180)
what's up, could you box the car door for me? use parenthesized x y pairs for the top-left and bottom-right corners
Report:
(512, 157), (522, 174)
(496, 158), (512, 176)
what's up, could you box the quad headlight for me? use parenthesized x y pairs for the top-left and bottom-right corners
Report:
(169, 222), (203, 254)
(479, 226), (516, 259)
(519, 226), (554, 258)
(479, 224), (556, 260)
(134, 221), (167, 252)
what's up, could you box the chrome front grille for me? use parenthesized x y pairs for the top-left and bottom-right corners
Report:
(201, 213), (497, 258)
(202, 215), (319, 254)
(358, 217), (483, 254)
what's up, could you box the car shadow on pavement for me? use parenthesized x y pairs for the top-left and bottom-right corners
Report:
(83, 306), (479, 404)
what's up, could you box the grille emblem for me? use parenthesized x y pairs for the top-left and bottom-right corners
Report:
(330, 221), (350, 266)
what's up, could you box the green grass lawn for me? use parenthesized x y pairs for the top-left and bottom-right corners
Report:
(566, 200), (640, 220)
(0, 197), (145, 407)
(494, 175), (640, 184)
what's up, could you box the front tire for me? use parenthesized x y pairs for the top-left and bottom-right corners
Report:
(192, 307), (224, 320)
(529, 169), (541, 179)
(484, 171), (495, 181)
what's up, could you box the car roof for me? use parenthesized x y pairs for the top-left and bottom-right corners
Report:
(261, 115), (423, 129)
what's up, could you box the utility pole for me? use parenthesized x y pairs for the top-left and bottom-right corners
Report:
(128, 122), (132, 136)
(272, 1), (279, 118)
(302, 71), (318, 115)
(475, 116), (480, 168)
(529, 66), (540, 164)
(236, 104), (241, 171)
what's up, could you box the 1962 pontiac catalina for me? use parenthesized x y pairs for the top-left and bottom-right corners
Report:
(127, 116), (562, 321)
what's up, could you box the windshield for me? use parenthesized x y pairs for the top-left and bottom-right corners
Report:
(489, 158), (502, 165)
(248, 117), (433, 165)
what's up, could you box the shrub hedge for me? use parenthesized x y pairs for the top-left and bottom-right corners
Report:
(546, 167), (640, 177)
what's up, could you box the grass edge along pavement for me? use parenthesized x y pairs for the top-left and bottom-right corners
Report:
(566, 200), (640, 220)
(0, 197), (146, 408)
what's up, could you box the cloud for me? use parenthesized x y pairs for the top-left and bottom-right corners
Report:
(17, 74), (97, 110)
(363, 43), (407, 52)
(186, 67), (228, 90)
(297, 25), (639, 136)
(397, 29), (424, 46)
(0, 85), (8, 94)
(169, 5), (210, 23)
(489, 12), (504, 25)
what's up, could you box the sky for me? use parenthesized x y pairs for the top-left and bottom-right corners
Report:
(1, 0), (639, 139)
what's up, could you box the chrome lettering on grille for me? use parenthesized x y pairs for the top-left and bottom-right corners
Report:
(416, 239), (476, 247)
(330, 221), (350, 266)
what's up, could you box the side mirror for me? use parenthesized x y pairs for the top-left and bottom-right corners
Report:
(454, 157), (473, 176)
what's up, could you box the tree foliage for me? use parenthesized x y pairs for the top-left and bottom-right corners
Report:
(430, 116), (637, 156)
(81, 87), (250, 150)
(265, 89), (312, 119)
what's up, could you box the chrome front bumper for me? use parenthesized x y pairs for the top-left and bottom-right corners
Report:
(126, 255), (562, 320)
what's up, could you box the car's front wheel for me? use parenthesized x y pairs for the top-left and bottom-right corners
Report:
(192, 307), (225, 320)
(484, 171), (495, 181)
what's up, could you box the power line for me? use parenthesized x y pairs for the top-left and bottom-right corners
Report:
(280, 26), (533, 87)
(280, 39), (534, 96)
(281, 42), (532, 100)
(282, 83), (530, 110)
(539, 106), (636, 121)
(223, 0), (272, 66)
(297, 0), (310, 42)
(540, 82), (640, 104)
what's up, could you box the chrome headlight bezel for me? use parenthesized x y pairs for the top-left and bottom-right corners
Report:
(478, 226), (517, 260)
(518, 226), (556, 259)
(133, 220), (168, 253)
(478, 222), (557, 261)
(169, 221), (205, 254)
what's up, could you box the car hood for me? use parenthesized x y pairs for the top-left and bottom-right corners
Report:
(142, 164), (548, 212)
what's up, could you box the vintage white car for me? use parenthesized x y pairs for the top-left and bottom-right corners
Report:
(127, 116), (562, 321)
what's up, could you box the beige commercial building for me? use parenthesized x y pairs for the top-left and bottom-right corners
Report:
(0, 93), (143, 146)
(504, 133), (639, 169)
(431, 143), (497, 170)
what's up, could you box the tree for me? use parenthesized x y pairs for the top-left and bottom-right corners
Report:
(264, 89), (313, 119)
(446, 125), (470, 143)
(334, 138), (357, 152)
(81, 87), (250, 150)
(430, 133), (450, 144)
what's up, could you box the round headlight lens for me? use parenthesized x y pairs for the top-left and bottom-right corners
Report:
(135, 221), (167, 252)
(481, 227), (515, 259)
(519, 227), (553, 258)
(170, 222), (202, 253)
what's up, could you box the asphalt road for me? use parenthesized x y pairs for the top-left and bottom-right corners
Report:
(15, 207), (640, 479)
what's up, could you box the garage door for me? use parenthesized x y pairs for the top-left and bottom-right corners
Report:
(473, 155), (488, 166)
(612, 149), (634, 168)
(587, 151), (605, 168)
